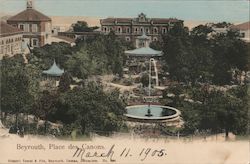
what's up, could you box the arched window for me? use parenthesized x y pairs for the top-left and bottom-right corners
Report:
(135, 27), (138, 33)
(153, 37), (158, 41)
(154, 27), (158, 34)
(126, 27), (130, 33)
(162, 28), (167, 34)
(118, 27), (122, 33)
(140, 27), (144, 34)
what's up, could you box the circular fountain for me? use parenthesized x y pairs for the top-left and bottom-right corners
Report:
(125, 58), (181, 124)
(125, 105), (180, 123)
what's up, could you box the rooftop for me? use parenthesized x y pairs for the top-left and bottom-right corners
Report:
(230, 21), (250, 31)
(42, 60), (64, 76)
(0, 21), (23, 37)
(7, 8), (51, 22)
(101, 13), (182, 24)
(101, 18), (181, 24)
(125, 47), (162, 57)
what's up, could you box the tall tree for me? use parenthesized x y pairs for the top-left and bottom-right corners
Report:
(161, 23), (248, 85)
(58, 72), (73, 93)
(211, 30), (248, 84)
(190, 86), (247, 138)
(57, 82), (126, 134)
(190, 24), (213, 46)
(34, 90), (58, 134)
(104, 31), (124, 76)
(1, 55), (39, 128)
(72, 21), (98, 32)
(162, 25), (193, 83)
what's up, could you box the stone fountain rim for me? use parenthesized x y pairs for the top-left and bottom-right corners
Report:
(125, 105), (181, 120)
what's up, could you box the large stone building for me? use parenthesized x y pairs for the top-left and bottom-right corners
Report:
(100, 13), (183, 43)
(7, 0), (52, 48)
(0, 21), (23, 59)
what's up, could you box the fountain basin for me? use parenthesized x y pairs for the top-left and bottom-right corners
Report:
(125, 105), (181, 123)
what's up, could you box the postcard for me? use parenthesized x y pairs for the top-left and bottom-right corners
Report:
(0, 0), (249, 163)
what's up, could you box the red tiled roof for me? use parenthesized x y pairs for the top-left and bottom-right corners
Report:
(0, 21), (23, 36)
(101, 17), (182, 24)
(7, 8), (51, 22)
(230, 21), (250, 31)
(101, 18), (132, 23)
(151, 18), (181, 24)
(117, 18), (133, 23)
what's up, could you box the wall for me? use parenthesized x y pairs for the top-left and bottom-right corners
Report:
(7, 20), (52, 47)
(0, 33), (23, 59)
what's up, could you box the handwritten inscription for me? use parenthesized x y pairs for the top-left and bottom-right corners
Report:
(73, 144), (116, 162)
(72, 144), (167, 162)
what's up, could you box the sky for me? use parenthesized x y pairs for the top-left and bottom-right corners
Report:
(1, 0), (249, 22)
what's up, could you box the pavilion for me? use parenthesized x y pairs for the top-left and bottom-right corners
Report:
(42, 60), (64, 88)
(124, 33), (162, 86)
(125, 47), (162, 57)
(125, 31), (162, 58)
(42, 60), (64, 77)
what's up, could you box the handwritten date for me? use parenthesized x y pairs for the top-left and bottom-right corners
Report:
(72, 144), (167, 162)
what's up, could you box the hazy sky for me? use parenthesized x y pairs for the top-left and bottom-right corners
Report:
(1, 0), (249, 22)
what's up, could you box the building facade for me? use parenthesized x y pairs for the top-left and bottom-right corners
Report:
(7, 0), (52, 48)
(230, 21), (250, 42)
(100, 13), (183, 43)
(0, 22), (23, 59)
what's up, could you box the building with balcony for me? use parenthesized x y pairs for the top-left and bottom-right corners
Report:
(100, 13), (183, 44)
(7, 0), (52, 48)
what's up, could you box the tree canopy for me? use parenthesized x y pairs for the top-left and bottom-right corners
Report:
(66, 32), (125, 79)
(161, 23), (248, 85)
(50, 82), (126, 134)
(162, 84), (248, 138)
(72, 21), (99, 32)
(1, 54), (41, 127)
